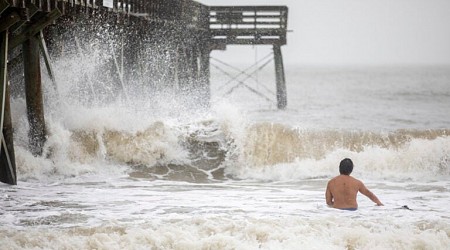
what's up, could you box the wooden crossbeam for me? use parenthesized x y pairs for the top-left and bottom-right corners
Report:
(8, 8), (62, 50)
(9, 3), (40, 33)
(210, 29), (285, 36)
(0, 12), (21, 32)
(211, 55), (275, 103)
(211, 38), (285, 46)
(210, 6), (287, 12)
(0, 0), (9, 15)
(38, 31), (58, 93)
(210, 21), (283, 25)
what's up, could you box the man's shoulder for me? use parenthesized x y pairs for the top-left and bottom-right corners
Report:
(350, 176), (362, 183)
(349, 176), (365, 187)
(328, 176), (339, 183)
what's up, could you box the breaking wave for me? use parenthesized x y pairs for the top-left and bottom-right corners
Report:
(13, 108), (450, 182)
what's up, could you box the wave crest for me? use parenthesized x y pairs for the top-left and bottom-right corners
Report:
(242, 123), (450, 166)
(70, 121), (188, 166)
(15, 119), (450, 182)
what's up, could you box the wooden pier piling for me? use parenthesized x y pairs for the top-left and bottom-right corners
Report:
(1, 75), (16, 185)
(23, 35), (47, 156)
(0, 30), (17, 185)
(1, 0), (61, 183)
(273, 44), (287, 109)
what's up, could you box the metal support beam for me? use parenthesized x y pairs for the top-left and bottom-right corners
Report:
(273, 44), (287, 109)
(0, 30), (16, 185)
(23, 34), (47, 156)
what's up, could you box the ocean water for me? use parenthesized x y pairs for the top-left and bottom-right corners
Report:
(1, 55), (449, 249)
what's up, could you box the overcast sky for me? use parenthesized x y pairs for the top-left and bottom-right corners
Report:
(198, 0), (450, 66)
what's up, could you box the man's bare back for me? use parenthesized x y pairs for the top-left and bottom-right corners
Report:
(326, 158), (383, 210)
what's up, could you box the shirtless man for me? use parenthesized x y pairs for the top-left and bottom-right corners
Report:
(325, 158), (383, 210)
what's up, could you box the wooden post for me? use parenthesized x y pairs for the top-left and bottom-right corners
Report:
(190, 47), (199, 87)
(0, 30), (16, 185)
(199, 47), (211, 106)
(177, 46), (188, 92)
(273, 44), (287, 109)
(1, 76), (16, 185)
(184, 47), (194, 90)
(38, 31), (58, 94)
(167, 44), (178, 90)
(23, 34), (47, 156)
(172, 45), (180, 90)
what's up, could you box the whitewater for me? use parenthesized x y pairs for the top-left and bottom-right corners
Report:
(0, 46), (449, 249)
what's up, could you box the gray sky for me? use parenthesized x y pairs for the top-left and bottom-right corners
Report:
(199, 0), (450, 66)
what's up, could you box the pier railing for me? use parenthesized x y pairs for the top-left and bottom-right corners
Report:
(209, 6), (288, 49)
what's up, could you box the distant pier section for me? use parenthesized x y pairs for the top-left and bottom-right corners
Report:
(209, 6), (288, 109)
(0, 0), (289, 184)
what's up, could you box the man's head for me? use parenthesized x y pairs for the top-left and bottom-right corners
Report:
(339, 158), (353, 175)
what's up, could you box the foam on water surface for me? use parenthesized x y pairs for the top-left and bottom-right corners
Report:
(1, 177), (449, 249)
(2, 40), (450, 249)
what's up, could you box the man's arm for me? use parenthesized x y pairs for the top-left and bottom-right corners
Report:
(325, 182), (334, 207)
(359, 182), (383, 206)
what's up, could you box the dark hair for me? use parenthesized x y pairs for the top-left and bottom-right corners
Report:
(339, 158), (353, 175)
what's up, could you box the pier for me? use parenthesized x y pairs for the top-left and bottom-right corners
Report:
(0, 0), (288, 185)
